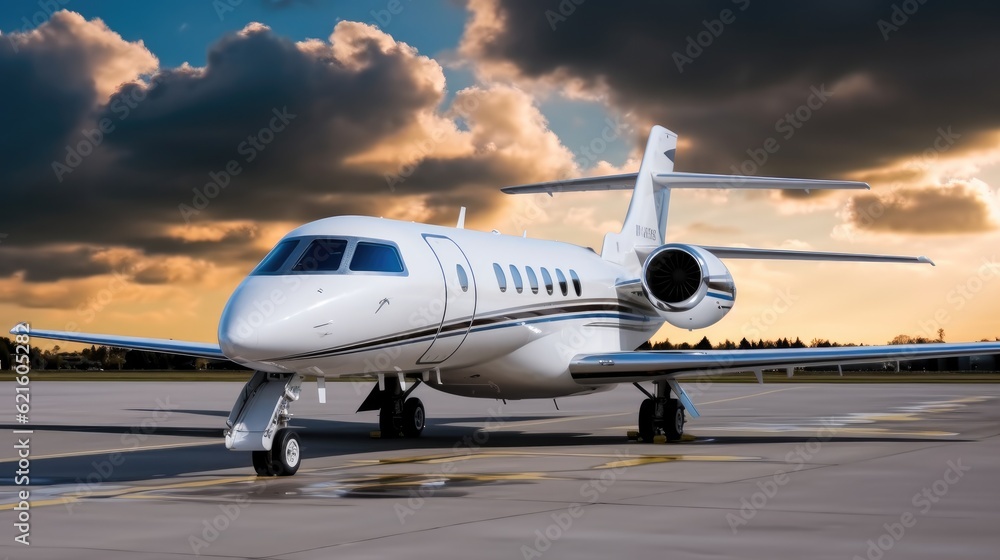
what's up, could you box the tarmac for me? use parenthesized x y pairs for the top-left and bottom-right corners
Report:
(0, 381), (997, 559)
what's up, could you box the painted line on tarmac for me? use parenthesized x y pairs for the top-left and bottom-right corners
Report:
(477, 412), (631, 432)
(0, 475), (257, 511)
(695, 386), (805, 406)
(0, 441), (218, 463)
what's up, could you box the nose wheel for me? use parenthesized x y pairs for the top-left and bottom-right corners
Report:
(251, 428), (301, 476)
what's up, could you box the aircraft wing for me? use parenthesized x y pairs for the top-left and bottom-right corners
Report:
(570, 342), (1000, 385)
(12, 324), (229, 361)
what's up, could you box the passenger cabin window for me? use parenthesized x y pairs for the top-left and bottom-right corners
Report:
(456, 264), (469, 292)
(253, 239), (299, 274)
(493, 263), (507, 292)
(509, 265), (524, 294)
(570, 269), (582, 296)
(349, 242), (404, 273)
(541, 268), (554, 295)
(292, 239), (348, 272)
(555, 269), (568, 296)
(526, 267), (539, 294)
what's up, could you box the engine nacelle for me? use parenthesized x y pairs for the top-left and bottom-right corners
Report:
(641, 243), (736, 329)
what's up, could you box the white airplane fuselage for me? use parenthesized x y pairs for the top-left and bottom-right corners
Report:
(218, 216), (662, 399)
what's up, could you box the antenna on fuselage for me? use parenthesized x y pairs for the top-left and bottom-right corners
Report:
(456, 206), (467, 229)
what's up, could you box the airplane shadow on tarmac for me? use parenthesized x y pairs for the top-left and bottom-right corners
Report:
(0, 409), (971, 487)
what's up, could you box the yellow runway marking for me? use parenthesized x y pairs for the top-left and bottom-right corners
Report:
(595, 455), (758, 470)
(0, 441), (218, 463)
(0, 475), (257, 511)
(478, 412), (630, 432)
(700, 426), (957, 437)
(354, 449), (661, 466)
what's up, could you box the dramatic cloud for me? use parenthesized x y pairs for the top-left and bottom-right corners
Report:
(460, 0), (1000, 178)
(0, 11), (156, 185)
(0, 13), (583, 307)
(840, 181), (1000, 235)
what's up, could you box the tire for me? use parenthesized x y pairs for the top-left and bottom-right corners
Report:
(252, 450), (274, 476)
(664, 399), (684, 442)
(638, 398), (656, 442)
(271, 429), (301, 476)
(379, 406), (399, 438)
(402, 398), (425, 438)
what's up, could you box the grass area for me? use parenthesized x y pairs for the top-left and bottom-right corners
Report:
(690, 371), (1000, 383)
(1, 370), (999, 383)
(0, 370), (256, 382)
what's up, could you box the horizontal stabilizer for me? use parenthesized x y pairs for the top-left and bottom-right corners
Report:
(501, 172), (869, 195)
(501, 173), (637, 195)
(701, 247), (934, 266)
(654, 172), (869, 191)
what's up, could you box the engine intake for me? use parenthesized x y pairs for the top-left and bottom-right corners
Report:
(641, 244), (736, 329)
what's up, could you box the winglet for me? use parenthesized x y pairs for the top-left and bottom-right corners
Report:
(918, 256), (936, 267)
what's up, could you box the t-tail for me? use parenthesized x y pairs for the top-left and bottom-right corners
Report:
(501, 124), (932, 276)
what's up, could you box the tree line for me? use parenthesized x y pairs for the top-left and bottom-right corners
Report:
(0, 338), (247, 371)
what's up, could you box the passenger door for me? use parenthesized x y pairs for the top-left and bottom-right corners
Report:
(418, 234), (477, 364)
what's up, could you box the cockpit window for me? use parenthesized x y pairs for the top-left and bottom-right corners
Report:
(350, 242), (404, 273)
(250, 236), (406, 276)
(292, 239), (348, 272)
(252, 239), (299, 274)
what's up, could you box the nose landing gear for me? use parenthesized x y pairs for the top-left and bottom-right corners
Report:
(225, 371), (305, 476)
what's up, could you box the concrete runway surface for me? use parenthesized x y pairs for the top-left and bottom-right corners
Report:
(0, 381), (997, 559)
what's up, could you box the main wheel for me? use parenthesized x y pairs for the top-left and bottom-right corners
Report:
(664, 399), (685, 442)
(271, 429), (301, 476)
(402, 398), (425, 438)
(379, 406), (399, 438)
(252, 450), (274, 476)
(638, 398), (656, 442)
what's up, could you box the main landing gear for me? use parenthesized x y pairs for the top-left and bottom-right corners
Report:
(357, 375), (425, 439)
(634, 381), (685, 442)
(225, 371), (304, 476)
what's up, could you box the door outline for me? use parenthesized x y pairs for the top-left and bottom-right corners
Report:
(417, 234), (478, 364)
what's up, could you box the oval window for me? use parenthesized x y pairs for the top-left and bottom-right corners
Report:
(541, 268), (553, 295)
(526, 267), (539, 294)
(556, 269), (568, 296)
(456, 264), (469, 292)
(570, 269), (582, 296)
(493, 263), (507, 293)
(509, 265), (524, 294)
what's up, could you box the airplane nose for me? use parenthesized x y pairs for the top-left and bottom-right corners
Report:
(218, 308), (260, 362)
(218, 281), (279, 363)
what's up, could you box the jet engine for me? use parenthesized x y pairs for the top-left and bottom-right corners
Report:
(640, 243), (736, 329)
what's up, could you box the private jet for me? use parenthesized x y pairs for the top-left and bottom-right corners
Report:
(16, 125), (1000, 476)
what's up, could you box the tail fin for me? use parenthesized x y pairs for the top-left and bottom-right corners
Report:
(601, 125), (676, 272)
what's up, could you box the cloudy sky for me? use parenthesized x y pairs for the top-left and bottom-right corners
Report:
(1, 0), (998, 349)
